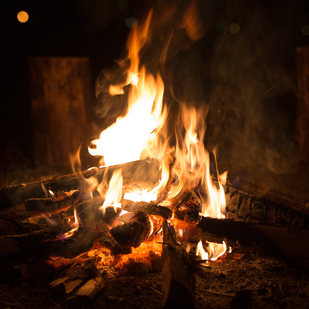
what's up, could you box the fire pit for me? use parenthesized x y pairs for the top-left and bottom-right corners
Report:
(1, 2), (309, 309)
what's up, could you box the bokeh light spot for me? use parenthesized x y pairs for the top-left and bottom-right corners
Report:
(301, 25), (309, 36)
(217, 20), (229, 32)
(125, 17), (136, 28)
(229, 23), (240, 34)
(17, 11), (29, 23)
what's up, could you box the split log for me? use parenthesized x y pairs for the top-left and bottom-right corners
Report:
(74, 276), (106, 301)
(50, 277), (83, 295)
(198, 217), (309, 268)
(161, 221), (196, 309)
(0, 158), (160, 209)
(50, 258), (99, 295)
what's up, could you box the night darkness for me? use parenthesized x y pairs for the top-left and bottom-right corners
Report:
(0, 0), (309, 194)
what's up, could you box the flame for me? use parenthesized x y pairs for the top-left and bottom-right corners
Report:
(100, 168), (123, 214)
(124, 157), (170, 202)
(89, 11), (167, 167)
(196, 240), (208, 260)
(196, 240), (227, 262)
(64, 207), (79, 238)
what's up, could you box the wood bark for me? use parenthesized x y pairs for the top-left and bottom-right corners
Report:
(161, 221), (196, 309)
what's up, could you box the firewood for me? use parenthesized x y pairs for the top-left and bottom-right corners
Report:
(156, 152), (176, 204)
(110, 212), (152, 248)
(198, 217), (309, 268)
(0, 158), (160, 209)
(74, 276), (106, 301)
(50, 258), (100, 295)
(121, 199), (172, 218)
(161, 220), (196, 309)
(50, 277), (83, 295)
(25, 191), (80, 214)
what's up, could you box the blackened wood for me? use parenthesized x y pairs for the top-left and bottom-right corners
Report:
(25, 191), (79, 214)
(0, 158), (159, 209)
(110, 212), (152, 248)
(161, 221), (196, 309)
(198, 217), (309, 268)
(121, 199), (172, 218)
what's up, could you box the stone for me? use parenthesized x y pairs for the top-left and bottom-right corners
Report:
(291, 217), (305, 228)
(251, 201), (266, 221)
(276, 209), (291, 225)
(264, 206), (276, 224)
(227, 194), (241, 214)
(238, 199), (251, 219)
(226, 211), (238, 219)
(246, 216), (259, 224)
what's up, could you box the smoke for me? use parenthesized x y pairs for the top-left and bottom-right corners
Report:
(203, 0), (301, 183)
(94, 0), (305, 186)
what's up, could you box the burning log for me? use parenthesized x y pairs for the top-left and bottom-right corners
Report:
(0, 158), (160, 209)
(25, 190), (80, 214)
(121, 199), (172, 218)
(161, 221), (196, 309)
(198, 217), (309, 268)
(110, 212), (152, 248)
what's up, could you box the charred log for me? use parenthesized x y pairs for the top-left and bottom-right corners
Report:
(0, 158), (160, 208)
(198, 217), (309, 268)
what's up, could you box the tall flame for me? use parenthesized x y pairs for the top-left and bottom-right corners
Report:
(89, 11), (167, 166)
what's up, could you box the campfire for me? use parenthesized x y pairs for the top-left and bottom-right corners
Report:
(2, 2), (309, 309)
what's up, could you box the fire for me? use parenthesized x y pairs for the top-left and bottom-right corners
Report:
(88, 11), (167, 167)
(100, 168), (123, 214)
(83, 7), (230, 260)
(64, 207), (80, 238)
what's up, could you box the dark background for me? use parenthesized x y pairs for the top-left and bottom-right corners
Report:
(0, 0), (309, 195)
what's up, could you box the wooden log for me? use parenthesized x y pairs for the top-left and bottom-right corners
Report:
(50, 277), (83, 295)
(50, 258), (99, 295)
(296, 47), (309, 164)
(28, 57), (94, 167)
(198, 217), (309, 268)
(161, 221), (196, 309)
(0, 158), (159, 209)
(25, 191), (79, 214)
(110, 212), (152, 248)
(74, 276), (105, 301)
(121, 199), (172, 218)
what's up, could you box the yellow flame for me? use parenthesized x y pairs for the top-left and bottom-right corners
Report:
(101, 168), (123, 214)
(64, 207), (79, 238)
